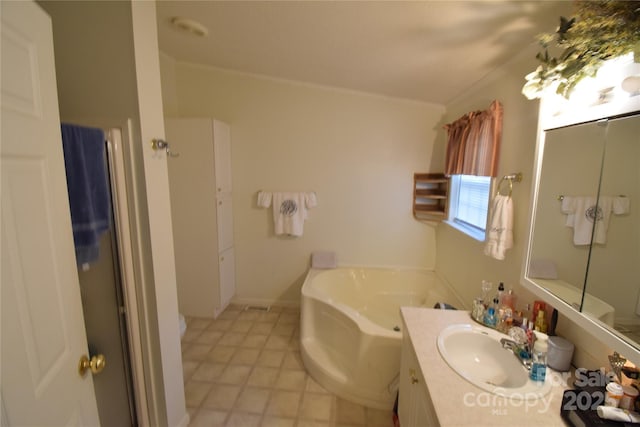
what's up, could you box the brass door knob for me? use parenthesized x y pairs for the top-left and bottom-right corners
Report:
(78, 354), (106, 376)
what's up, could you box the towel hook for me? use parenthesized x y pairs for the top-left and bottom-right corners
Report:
(497, 172), (522, 197)
(151, 139), (179, 158)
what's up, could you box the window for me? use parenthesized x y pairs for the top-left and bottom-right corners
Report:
(447, 175), (491, 241)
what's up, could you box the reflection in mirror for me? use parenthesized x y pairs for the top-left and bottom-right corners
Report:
(584, 115), (640, 346)
(527, 114), (639, 351)
(529, 121), (608, 315)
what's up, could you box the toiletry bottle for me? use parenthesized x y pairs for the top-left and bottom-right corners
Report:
(497, 304), (513, 333)
(497, 282), (505, 304)
(502, 289), (517, 310)
(500, 310), (514, 333)
(472, 297), (485, 323)
(530, 331), (548, 382)
(532, 300), (546, 323)
(534, 310), (547, 333)
(521, 303), (531, 326)
(483, 298), (498, 328)
(513, 310), (523, 328)
(481, 280), (492, 308)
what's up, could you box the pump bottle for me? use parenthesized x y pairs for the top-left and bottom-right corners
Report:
(530, 331), (548, 382)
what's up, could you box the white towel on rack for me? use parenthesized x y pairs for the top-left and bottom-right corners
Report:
(259, 191), (317, 236)
(257, 191), (272, 208)
(484, 194), (513, 260)
(561, 196), (629, 245)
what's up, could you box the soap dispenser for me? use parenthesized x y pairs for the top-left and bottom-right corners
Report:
(530, 331), (549, 382)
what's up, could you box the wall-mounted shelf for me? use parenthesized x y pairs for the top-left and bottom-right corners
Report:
(413, 173), (449, 220)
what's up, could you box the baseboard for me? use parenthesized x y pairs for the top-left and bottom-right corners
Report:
(231, 297), (300, 310)
(176, 412), (190, 427)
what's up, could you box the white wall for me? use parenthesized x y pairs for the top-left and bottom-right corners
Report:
(160, 58), (445, 306)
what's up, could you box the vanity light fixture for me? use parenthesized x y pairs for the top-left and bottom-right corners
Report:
(169, 16), (209, 37)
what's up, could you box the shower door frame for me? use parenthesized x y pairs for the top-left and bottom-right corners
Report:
(67, 117), (150, 426)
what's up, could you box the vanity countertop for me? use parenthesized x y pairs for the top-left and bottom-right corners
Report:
(401, 307), (570, 426)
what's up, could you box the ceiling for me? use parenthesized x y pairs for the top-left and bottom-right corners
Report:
(156, 1), (572, 105)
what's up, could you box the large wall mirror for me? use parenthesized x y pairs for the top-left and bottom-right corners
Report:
(523, 98), (640, 366)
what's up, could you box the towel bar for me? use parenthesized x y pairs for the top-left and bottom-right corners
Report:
(557, 194), (627, 201)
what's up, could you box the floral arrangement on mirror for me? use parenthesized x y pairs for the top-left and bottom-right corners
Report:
(522, 0), (640, 100)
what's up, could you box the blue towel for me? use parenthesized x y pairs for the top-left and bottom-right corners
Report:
(61, 123), (110, 266)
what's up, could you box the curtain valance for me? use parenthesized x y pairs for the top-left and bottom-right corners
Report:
(444, 100), (503, 177)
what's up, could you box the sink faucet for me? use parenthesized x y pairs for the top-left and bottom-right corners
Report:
(500, 338), (532, 370)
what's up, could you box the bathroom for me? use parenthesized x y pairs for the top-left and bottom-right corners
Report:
(2, 1), (639, 426)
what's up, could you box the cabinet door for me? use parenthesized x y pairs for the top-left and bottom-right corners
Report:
(399, 333), (439, 426)
(398, 334), (412, 424)
(218, 247), (236, 310)
(216, 193), (234, 252)
(414, 377), (438, 427)
(213, 120), (232, 194)
(165, 118), (220, 316)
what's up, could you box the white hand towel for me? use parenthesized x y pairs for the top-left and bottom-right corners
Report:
(257, 191), (272, 208)
(613, 196), (630, 215)
(271, 192), (316, 236)
(561, 196), (576, 227)
(484, 194), (513, 260)
(305, 192), (318, 217)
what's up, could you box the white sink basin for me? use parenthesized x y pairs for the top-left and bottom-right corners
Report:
(437, 324), (552, 400)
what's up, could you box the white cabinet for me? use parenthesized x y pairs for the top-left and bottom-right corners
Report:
(399, 329), (439, 427)
(218, 247), (235, 313)
(216, 193), (234, 252)
(165, 118), (235, 318)
(213, 120), (232, 194)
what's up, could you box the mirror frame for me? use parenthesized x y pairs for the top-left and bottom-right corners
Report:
(521, 93), (640, 368)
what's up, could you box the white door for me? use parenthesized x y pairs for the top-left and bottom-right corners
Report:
(1, 2), (100, 425)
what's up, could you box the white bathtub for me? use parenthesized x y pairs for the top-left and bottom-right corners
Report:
(300, 267), (463, 409)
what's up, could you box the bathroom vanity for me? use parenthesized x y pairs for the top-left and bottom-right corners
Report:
(399, 308), (568, 426)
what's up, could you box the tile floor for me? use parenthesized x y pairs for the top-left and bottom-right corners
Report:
(181, 304), (395, 427)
